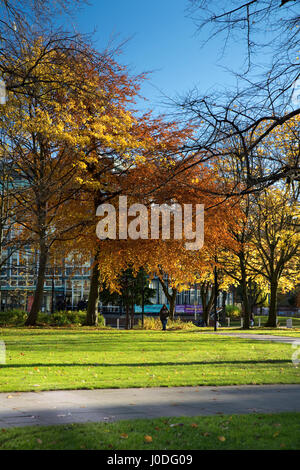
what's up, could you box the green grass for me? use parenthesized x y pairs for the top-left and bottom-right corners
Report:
(0, 413), (299, 450)
(0, 328), (299, 392)
(209, 326), (300, 337)
(228, 328), (300, 337)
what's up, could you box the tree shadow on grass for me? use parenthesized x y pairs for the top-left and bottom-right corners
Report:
(0, 358), (291, 369)
(2, 335), (283, 347)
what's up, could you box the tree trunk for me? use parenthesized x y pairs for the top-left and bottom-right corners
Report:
(200, 282), (214, 325)
(202, 304), (210, 325)
(25, 241), (48, 326)
(85, 260), (100, 326)
(141, 280), (145, 328)
(221, 291), (227, 323)
(265, 278), (278, 327)
(169, 289), (177, 320)
(213, 264), (218, 331)
(239, 255), (251, 330)
(86, 192), (103, 326)
(125, 303), (129, 330)
(131, 295), (135, 329)
(158, 276), (177, 320)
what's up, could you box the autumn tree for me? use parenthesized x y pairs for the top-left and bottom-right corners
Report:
(196, 262), (233, 326)
(247, 279), (268, 315)
(94, 161), (238, 321)
(211, 113), (300, 327)
(0, 35), (127, 325)
(218, 193), (258, 329)
(62, 104), (195, 326)
(248, 187), (300, 327)
(0, 0), (89, 98)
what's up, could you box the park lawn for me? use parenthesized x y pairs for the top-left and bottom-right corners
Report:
(0, 328), (299, 392)
(0, 412), (299, 450)
(233, 328), (300, 337)
(209, 327), (300, 337)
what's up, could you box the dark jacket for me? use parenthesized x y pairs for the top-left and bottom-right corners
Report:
(159, 307), (169, 321)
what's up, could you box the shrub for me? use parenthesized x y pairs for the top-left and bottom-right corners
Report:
(42, 310), (105, 327)
(38, 310), (94, 326)
(137, 316), (196, 330)
(225, 304), (242, 319)
(96, 314), (105, 327)
(0, 309), (28, 326)
(0, 309), (106, 327)
(37, 311), (76, 326)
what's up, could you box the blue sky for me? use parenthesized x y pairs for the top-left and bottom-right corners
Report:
(73, 1), (250, 114)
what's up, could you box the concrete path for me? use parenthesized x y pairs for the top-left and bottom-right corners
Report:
(0, 384), (300, 428)
(202, 332), (300, 344)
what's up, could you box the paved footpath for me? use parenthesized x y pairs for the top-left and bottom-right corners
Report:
(0, 384), (300, 428)
(203, 332), (300, 344)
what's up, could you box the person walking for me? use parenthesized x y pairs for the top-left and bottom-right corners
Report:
(159, 304), (169, 331)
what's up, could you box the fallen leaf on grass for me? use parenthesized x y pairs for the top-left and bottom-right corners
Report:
(120, 433), (128, 439)
(218, 436), (226, 442)
(144, 435), (153, 443)
(273, 432), (280, 438)
(203, 432), (210, 437)
(191, 423), (198, 428)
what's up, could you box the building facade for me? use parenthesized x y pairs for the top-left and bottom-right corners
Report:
(0, 251), (233, 312)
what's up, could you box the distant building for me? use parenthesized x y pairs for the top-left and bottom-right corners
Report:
(0, 251), (91, 312)
(0, 254), (233, 313)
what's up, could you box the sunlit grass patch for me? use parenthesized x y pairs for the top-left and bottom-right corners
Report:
(0, 412), (299, 450)
(0, 328), (299, 392)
